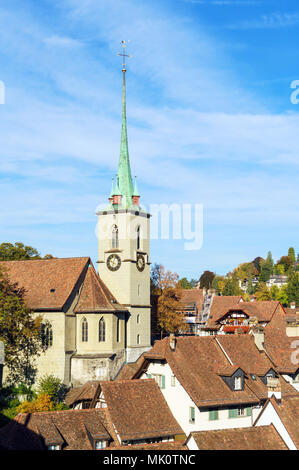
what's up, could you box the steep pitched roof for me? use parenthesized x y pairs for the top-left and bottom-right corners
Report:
(190, 425), (287, 450)
(268, 396), (299, 449)
(140, 335), (296, 408)
(0, 257), (90, 311)
(205, 296), (243, 329)
(264, 310), (299, 374)
(0, 408), (117, 450)
(100, 379), (184, 442)
(181, 289), (204, 310)
(65, 381), (101, 407)
(74, 264), (125, 313)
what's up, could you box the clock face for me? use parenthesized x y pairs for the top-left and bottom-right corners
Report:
(136, 254), (145, 272)
(107, 254), (121, 271)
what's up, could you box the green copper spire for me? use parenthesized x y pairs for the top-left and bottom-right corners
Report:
(133, 176), (140, 197)
(116, 42), (134, 208)
(109, 177), (115, 198)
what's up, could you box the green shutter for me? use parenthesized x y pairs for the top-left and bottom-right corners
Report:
(209, 409), (219, 421)
(246, 407), (252, 416)
(229, 408), (238, 418)
(147, 373), (151, 379)
(161, 375), (166, 389)
(190, 407), (195, 422)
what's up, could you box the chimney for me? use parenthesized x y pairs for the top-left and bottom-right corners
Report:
(290, 302), (296, 310)
(169, 334), (176, 352)
(254, 327), (265, 351)
(267, 377), (281, 400)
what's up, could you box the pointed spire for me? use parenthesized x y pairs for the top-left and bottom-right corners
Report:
(116, 41), (134, 208)
(133, 176), (140, 196)
(109, 177), (115, 198)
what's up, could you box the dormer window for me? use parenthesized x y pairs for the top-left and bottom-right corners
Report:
(95, 440), (107, 450)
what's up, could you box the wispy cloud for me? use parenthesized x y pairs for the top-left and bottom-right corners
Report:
(227, 11), (299, 29)
(43, 35), (83, 48)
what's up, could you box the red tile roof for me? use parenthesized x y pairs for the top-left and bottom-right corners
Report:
(268, 396), (299, 449)
(190, 425), (288, 450)
(0, 408), (117, 450)
(74, 264), (125, 313)
(100, 379), (184, 442)
(0, 257), (90, 311)
(205, 296), (243, 329)
(138, 335), (297, 408)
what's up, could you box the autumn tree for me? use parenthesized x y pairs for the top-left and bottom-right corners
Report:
(199, 271), (215, 290)
(0, 268), (45, 385)
(288, 247), (296, 264)
(155, 266), (187, 338)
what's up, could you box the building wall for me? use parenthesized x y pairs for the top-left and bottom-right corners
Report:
(97, 210), (151, 354)
(140, 361), (256, 436)
(76, 312), (126, 355)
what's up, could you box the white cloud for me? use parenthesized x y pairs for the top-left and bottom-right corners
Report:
(43, 35), (83, 48)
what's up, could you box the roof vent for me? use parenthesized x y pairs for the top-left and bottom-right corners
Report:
(50, 289), (56, 293)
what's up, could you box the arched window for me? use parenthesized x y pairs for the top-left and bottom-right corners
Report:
(116, 318), (120, 343)
(82, 317), (88, 342)
(112, 225), (119, 249)
(137, 314), (140, 324)
(99, 317), (106, 342)
(41, 324), (53, 348)
(137, 334), (140, 345)
(137, 225), (141, 250)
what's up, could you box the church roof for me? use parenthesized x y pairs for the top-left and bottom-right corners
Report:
(74, 264), (126, 313)
(0, 257), (90, 311)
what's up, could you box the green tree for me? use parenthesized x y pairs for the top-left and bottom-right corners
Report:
(178, 277), (193, 289)
(288, 247), (296, 264)
(255, 282), (271, 301)
(0, 268), (45, 385)
(259, 252), (274, 283)
(277, 256), (292, 274)
(222, 274), (242, 296)
(274, 264), (285, 275)
(286, 272), (299, 307)
(37, 374), (67, 403)
(0, 242), (41, 261)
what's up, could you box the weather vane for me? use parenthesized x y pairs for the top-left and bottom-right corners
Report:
(117, 40), (131, 71)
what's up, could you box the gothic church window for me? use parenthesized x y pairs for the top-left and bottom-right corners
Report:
(41, 324), (53, 348)
(137, 225), (141, 250)
(99, 317), (106, 342)
(112, 225), (119, 249)
(82, 317), (88, 342)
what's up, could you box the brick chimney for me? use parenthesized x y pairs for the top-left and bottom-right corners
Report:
(253, 326), (265, 351)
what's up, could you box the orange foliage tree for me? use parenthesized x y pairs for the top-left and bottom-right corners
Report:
(153, 265), (187, 338)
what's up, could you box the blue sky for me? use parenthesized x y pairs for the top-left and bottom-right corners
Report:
(0, 0), (298, 279)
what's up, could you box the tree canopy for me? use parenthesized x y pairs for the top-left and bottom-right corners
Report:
(0, 268), (45, 385)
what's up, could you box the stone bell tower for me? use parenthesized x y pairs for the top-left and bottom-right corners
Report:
(96, 41), (151, 363)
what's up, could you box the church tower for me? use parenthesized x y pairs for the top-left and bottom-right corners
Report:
(96, 42), (151, 363)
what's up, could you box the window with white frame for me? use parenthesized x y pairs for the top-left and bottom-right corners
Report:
(171, 375), (176, 387)
(234, 376), (242, 390)
(95, 440), (107, 449)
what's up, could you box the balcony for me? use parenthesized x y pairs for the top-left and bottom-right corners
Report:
(222, 325), (249, 334)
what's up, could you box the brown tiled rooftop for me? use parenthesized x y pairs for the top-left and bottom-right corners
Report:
(100, 379), (184, 442)
(74, 264), (125, 313)
(267, 396), (299, 449)
(190, 425), (288, 450)
(0, 408), (116, 450)
(205, 295), (243, 329)
(0, 257), (90, 311)
(139, 335), (297, 408)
